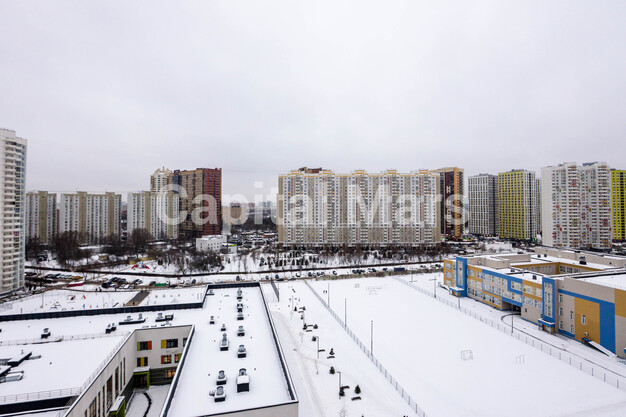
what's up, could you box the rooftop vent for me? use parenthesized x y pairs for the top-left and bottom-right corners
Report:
(237, 312), (244, 321)
(237, 326), (245, 337)
(236, 368), (250, 392)
(209, 316), (215, 325)
(237, 302), (244, 312)
(237, 345), (247, 358)
(220, 333), (229, 351)
(0, 370), (24, 383)
(211, 385), (226, 402)
(580, 256), (587, 265)
(208, 289), (215, 296)
(41, 328), (51, 339)
(216, 370), (227, 385)
(220, 323), (226, 331)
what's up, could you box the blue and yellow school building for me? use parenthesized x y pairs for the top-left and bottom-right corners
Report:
(444, 247), (626, 358)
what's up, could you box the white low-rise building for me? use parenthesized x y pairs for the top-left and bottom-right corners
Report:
(196, 234), (227, 253)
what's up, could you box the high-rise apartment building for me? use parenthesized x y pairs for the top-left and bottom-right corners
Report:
(127, 191), (179, 240)
(172, 168), (222, 238)
(150, 167), (173, 192)
(278, 168), (440, 247)
(613, 169), (626, 242)
(59, 192), (122, 243)
(468, 174), (498, 236)
(1, 129), (27, 293)
(497, 170), (540, 241)
(541, 162), (612, 250)
(25, 191), (57, 244)
(433, 167), (465, 238)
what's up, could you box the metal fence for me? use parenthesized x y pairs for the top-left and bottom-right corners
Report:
(393, 276), (626, 392)
(0, 331), (129, 347)
(0, 388), (81, 405)
(303, 280), (427, 416)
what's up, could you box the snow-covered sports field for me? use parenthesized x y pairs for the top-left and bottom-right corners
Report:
(0, 290), (138, 315)
(307, 277), (626, 417)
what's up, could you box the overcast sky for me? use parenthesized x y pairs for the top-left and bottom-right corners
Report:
(1, 1), (625, 202)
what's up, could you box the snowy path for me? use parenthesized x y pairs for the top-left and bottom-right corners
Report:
(266, 281), (417, 416)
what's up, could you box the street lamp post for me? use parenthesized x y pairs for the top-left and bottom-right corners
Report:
(370, 320), (374, 355)
(327, 282), (330, 306)
(316, 336), (320, 359)
(338, 371), (342, 398)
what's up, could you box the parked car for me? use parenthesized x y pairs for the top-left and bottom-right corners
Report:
(148, 281), (156, 286)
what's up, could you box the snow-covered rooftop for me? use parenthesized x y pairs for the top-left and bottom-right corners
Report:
(0, 335), (125, 398)
(579, 273), (626, 291)
(166, 286), (294, 416)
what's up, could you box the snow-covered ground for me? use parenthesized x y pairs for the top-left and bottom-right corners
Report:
(265, 281), (417, 417)
(397, 272), (626, 383)
(126, 385), (171, 417)
(0, 290), (138, 315)
(307, 277), (626, 417)
(139, 287), (206, 306)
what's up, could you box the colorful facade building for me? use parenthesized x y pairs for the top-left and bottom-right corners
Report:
(444, 248), (626, 357)
(612, 169), (626, 242)
(497, 170), (540, 241)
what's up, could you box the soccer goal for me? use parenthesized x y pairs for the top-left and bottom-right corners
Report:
(460, 350), (473, 360)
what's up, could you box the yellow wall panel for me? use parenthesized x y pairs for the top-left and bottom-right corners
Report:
(615, 289), (626, 318)
(574, 298), (600, 342)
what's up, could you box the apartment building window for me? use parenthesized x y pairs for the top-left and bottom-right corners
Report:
(165, 369), (176, 379)
(162, 339), (178, 349)
(559, 321), (563, 330)
(175, 353), (182, 363)
(570, 311), (574, 320)
(581, 315), (587, 325)
(137, 341), (152, 351)
(570, 325), (574, 334)
(137, 357), (148, 367)
(161, 355), (172, 364)
(559, 294), (563, 303)
(559, 307), (563, 316)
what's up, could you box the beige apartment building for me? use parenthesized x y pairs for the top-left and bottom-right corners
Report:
(59, 192), (122, 243)
(278, 168), (440, 247)
(127, 191), (179, 240)
(25, 191), (57, 244)
(150, 167), (173, 192)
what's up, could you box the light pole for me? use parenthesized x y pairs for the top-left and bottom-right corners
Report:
(337, 371), (342, 398)
(370, 320), (374, 355)
(316, 336), (320, 359)
(327, 282), (330, 306)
